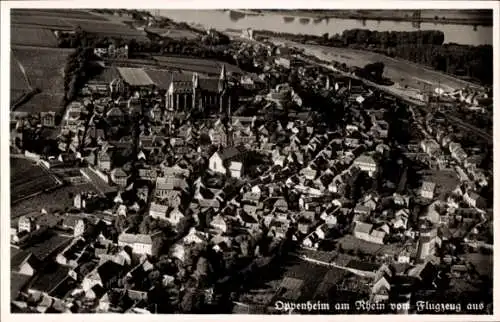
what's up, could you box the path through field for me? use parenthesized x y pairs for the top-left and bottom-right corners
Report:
(12, 55), (33, 91)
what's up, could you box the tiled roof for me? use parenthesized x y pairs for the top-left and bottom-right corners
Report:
(354, 221), (373, 234)
(150, 202), (168, 214)
(239, 209), (258, 224)
(156, 176), (188, 191)
(118, 232), (153, 245)
(62, 215), (83, 229)
(199, 78), (219, 92)
(354, 154), (376, 165)
(117, 67), (154, 86)
(29, 265), (71, 295)
(97, 260), (124, 284)
(11, 250), (34, 271)
(11, 272), (32, 301)
(346, 260), (379, 272)
(216, 146), (246, 162)
(111, 168), (128, 178)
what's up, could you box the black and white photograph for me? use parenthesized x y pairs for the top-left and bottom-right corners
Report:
(2, 0), (497, 318)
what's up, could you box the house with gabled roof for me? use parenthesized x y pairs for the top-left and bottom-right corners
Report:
(110, 168), (129, 187)
(155, 176), (188, 198)
(97, 150), (112, 172)
(274, 198), (288, 212)
(354, 154), (378, 177)
(420, 181), (436, 200)
(12, 250), (40, 276)
(149, 203), (168, 220)
(182, 227), (207, 245)
(82, 260), (125, 292)
(118, 231), (162, 256)
(209, 214), (227, 234)
(238, 209), (260, 230)
(209, 146), (247, 178)
(138, 168), (157, 181)
(167, 208), (185, 226)
(243, 191), (261, 204)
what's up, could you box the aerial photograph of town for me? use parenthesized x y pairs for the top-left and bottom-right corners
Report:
(7, 5), (494, 316)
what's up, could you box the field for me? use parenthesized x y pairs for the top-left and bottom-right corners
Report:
(11, 157), (62, 204)
(273, 39), (479, 92)
(12, 9), (109, 21)
(14, 93), (67, 113)
(153, 56), (243, 76)
(65, 20), (149, 41)
(146, 27), (199, 40)
(12, 46), (73, 94)
(11, 9), (148, 42)
(11, 27), (58, 47)
(10, 52), (31, 105)
(11, 16), (73, 30)
(11, 46), (73, 112)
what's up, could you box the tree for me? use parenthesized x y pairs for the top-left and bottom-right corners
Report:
(194, 257), (209, 280)
(139, 216), (151, 234)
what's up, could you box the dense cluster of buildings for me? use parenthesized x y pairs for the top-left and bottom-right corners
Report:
(10, 21), (492, 315)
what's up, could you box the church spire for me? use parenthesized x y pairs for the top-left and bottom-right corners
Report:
(192, 72), (199, 88)
(218, 64), (227, 93)
(219, 64), (227, 82)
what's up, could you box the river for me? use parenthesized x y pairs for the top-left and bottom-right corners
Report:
(157, 9), (492, 46)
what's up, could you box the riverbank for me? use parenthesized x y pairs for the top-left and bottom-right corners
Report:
(245, 9), (493, 26)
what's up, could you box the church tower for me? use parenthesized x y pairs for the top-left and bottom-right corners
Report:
(192, 72), (200, 111)
(219, 64), (228, 115)
(218, 64), (227, 93)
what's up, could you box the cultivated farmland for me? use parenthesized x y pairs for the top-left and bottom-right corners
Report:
(11, 27), (58, 47)
(12, 9), (109, 21)
(146, 27), (199, 40)
(14, 93), (67, 114)
(11, 157), (62, 204)
(10, 56), (29, 91)
(66, 20), (149, 41)
(11, 15), (74, 30)
(10, 52), (31, 104)
(11, 46), (73, 112)
(12, 46), (73, 94)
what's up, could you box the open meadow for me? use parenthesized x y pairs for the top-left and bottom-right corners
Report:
(11, 27), (59, 47)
